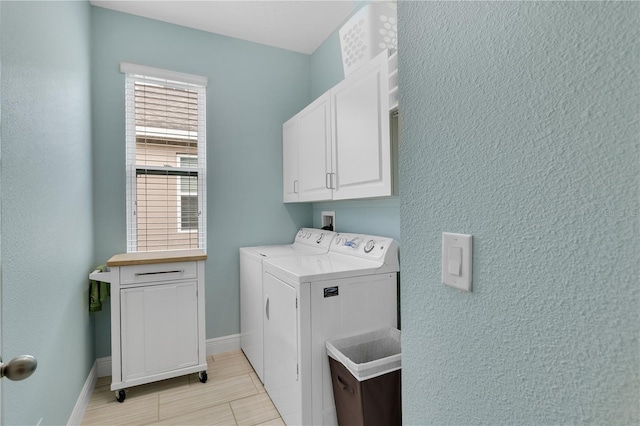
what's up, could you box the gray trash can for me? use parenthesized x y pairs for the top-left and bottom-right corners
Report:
(326, 328), (401, 426)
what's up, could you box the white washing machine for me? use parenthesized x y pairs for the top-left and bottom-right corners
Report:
(240, 228), (336, 383)
(262, 233), (399, 426)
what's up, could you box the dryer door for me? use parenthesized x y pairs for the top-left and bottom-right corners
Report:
(263, 272), (301, 425)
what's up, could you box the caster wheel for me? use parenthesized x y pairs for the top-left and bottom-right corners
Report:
(198, 371), (208, 383)
(115, 389), (126, 403)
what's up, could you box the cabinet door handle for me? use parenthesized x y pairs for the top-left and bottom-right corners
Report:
(265, 296), (270, 320)
(135, 270), (184, 276)
(326, 173), (335, 189)
(294, 180), (299, 194)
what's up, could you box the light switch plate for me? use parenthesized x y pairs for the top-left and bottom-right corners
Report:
(442, 232), (472, 291)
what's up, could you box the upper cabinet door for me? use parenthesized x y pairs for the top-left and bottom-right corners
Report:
(297, 92), (333, 202)
(282, 117), (299, 203)
(331, 51), (391, 200)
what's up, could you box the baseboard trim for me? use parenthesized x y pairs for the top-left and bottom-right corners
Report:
(94, 334), (242, 378)
(96, 356), (111, 378)
(67, 361), (98, 425)
(206, 333), (241, 356)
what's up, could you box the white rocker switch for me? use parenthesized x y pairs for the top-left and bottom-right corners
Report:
(442, 232), (472, 292)
(448, 246), (462, 276)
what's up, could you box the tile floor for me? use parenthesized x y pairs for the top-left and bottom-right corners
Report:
(81, 351), (284, 425)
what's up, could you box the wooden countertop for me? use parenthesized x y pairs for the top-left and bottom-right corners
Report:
(107, 249), (207, 267)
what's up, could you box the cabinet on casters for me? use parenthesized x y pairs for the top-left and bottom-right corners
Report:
(107, 250), (208, 402)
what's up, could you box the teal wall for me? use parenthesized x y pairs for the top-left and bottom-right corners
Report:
(2, 2), (635, 424)
(309, 3), (401, 242)
(91, 7), (312, 357)
(309, 27), (345, 101)
(399, 2), (639, 424)
(1, 1), (95, 424)
(312, 198), (400, 241)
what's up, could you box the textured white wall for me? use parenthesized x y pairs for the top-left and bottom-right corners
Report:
(398, 2), (639, 424)
(1, 2), (94, 424)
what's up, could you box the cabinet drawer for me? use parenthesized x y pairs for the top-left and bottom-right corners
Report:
(120, 261), (197, 285)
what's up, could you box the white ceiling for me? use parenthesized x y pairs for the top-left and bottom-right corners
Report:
(90, 1), (360, 54)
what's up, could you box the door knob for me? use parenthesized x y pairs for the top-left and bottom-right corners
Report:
(0, 355), (38, 381)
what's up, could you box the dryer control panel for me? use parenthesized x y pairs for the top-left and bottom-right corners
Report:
(330, 233), (399, 267)
(294, 228), (336, 251)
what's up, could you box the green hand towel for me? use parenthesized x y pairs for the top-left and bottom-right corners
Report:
(89, 280), (101, 312)
(89, 265), (110, 312)
(100, 281), (110, 302)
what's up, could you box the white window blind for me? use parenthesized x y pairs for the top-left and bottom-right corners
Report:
(123, 64), (207, 253)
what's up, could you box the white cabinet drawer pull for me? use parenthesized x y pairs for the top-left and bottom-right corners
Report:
(134, 270), (184, 276)
(120, 261), (196, 284)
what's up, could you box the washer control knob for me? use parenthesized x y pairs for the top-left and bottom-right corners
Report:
(364, 239), (375, 253)
(317, 234), (325, 244)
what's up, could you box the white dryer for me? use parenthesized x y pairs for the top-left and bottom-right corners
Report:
(262, 233), (399, 426)
(240, 228), (336, 383)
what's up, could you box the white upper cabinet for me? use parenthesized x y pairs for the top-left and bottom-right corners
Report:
(282, 117), (299, 203)
(297, 92), (333, 202)
(283, 50), (394, 203)
(331, 50), (391, 200)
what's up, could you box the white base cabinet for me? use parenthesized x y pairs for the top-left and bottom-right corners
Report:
(120, 281), (199, 381)
(107, 250), (208, 402)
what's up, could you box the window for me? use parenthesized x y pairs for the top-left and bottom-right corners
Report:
(177, 155), (198, 232)
(122, 63), (207, 252)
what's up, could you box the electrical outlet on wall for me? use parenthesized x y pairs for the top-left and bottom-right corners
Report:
(321, 211), (335, 231)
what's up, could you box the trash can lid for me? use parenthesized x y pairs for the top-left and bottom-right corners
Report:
(326, 328), (401, 381)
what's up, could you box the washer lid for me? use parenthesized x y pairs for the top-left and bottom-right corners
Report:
(263, 251), (396, 283)
(241, 243), (327, 259)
